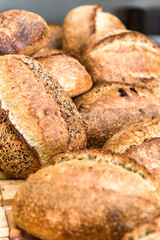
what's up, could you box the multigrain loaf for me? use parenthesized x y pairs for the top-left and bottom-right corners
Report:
(103, 119), (160, 180)
(46, 24), (63, 49)
(74, 82), (160, 148)
(0, 54), (86, 179)
(63, 5), (126, 59)
(32, 47), (62, 58)
(80, 30), (160, 97)
(13, 151), (160, 240)
(122, 217), (160, 240)
(36, 52), (92, 97)
(0, 9), (49, 55)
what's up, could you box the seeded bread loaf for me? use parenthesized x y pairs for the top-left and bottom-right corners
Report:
(81, 30), (160, 97)
(103, 119), (160, 180)
(63, 5), (126, 59)
(0, 54), (86, 179)
(0, 9), (49, 55)
(46, 24), (63, 49)
(13, 151), (160, 240)
(36, 52), (92, 97)
(74, 82), (160, 148)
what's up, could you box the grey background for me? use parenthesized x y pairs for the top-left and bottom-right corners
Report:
(1, 0), (160, 34)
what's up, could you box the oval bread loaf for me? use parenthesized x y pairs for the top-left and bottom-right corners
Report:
(81, 30), (160, 97)
(36, 52), (93, 97)
(13, 151), (160, 240)
(74, 82), (160, 148)
(0, 54), (86, 179)
(63, 5), (126, 59)
(0, 9), (49, 56)
(103, 119), (160, 180)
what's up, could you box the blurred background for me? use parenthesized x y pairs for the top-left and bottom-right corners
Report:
(1, 0), (160, 43)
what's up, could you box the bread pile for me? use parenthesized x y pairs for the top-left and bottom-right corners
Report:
(0, 5), (160, 240)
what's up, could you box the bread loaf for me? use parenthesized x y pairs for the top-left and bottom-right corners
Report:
(103, 119), (160, 180)
(36, 52), (92, 97)
(122, 217), (160, 240)
(0, 9), (49, 55)
(0, 54), (86, 178)
(74, 82), (160, 148)
(63, 5), (126, 59)
(81, 30), (160, 98)
(13, 151), (160, 240)
(46, 24), (62, 49)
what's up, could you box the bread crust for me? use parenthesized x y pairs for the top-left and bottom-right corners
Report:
(46, 24), (62, 49)
(32, 47), (62, 58)
(63, 5), (125, 59)
(36, 52), (92, 97)
(0, 55), (86, 178)
(13, 153), (160, 240)
(103, 119), (160, 180)
(74, 82), (160, 148)
(81, 30), (160, 97)
(0, 9), (49, 55)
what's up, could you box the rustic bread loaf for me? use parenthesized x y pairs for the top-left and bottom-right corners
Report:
(13, 151), (160, 240)
(103, 119), (160, 180)
(63, 5), (126, 59)
(36, 52), (92, 97)
(81, 30), (160, 97)
(46, 24), (63, 49)
(0, 9), (49, 55)
(74, 82), (160, 148)
(32, 47), (62, 58)
(122, 216), (160, 240)
(0, 54), (86, 179)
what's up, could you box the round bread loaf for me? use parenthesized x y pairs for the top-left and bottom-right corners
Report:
(74, 82), (160, 148)
(103, 119), (160, 180)
(0, 54), (86, 179)
(63, 5), (126, 59)
(36, 52), (92, 97)
(46, 24), (63, 49)
(122, 216), (160, 240)
(32, 47), (62, 58)
(0, 9), (49, 55)
(13, 151), (160, 240)
(81, 30), (160, 98)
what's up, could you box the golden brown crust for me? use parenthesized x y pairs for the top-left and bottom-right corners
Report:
(13, 155), (160, 240)
(0, 9), (49, 56)
(36, 53), (92, 97)
(63, 5), (125, 59)
(46, 24), (63, 49)
(103, 119), (160, 180)
(0, 54), (86, 178)
(32, 47), (62, 58)
(81, 30), (160, 98)
(74, 82), (160, 148)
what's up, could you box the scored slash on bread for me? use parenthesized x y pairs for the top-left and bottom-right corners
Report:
(63, 5), (126, 59)
(74, 82), (160, 148)
(0, 54), (86, 179)
(12, 150), (160, 240)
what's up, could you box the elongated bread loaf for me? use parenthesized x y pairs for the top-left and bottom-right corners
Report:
(0, 54), (86, 178)
(13, 151), (160, 240)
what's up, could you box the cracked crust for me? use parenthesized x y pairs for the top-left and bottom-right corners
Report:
(0, 9), (49, 56)
(63, 5), (125, 59)
(13, 153), (160, 240)
(0, 54), (86, 178)
(74, 82), (160, 148)
(103, 119), (160, 180)
(36, 53), (92, 97)
(81, 30), (160, 98)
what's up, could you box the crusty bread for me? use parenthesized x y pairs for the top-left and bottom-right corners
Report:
(63, 5), (125, 59)
(46, 24), (63, 49)
(122, 216), (160, 240)
(36, 52), (92, 97)
(0, 54), (86, 178)
(74, 82), (160, 148)
(13, 151), (160, 240)
(32, 47), (62, 58)
(81, 30), (160, 98)
(0, 9), (49, 56)
(103, 119), (160, 180)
